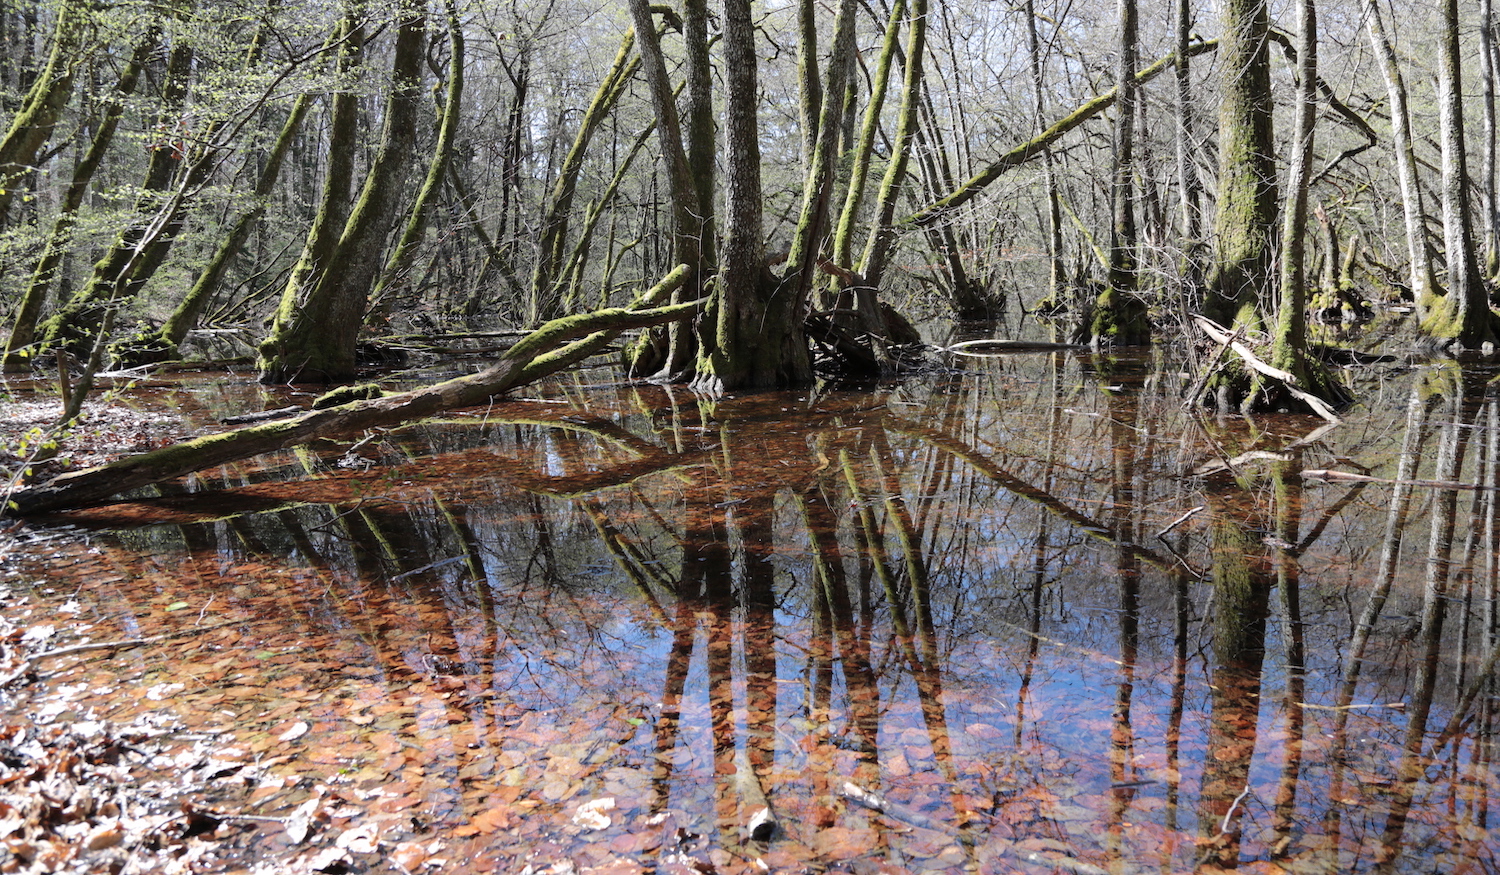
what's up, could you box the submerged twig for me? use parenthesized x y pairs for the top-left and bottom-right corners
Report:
(838, 781), (956, 835)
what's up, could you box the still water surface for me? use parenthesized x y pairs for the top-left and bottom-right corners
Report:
(6, 349), (1499, 873)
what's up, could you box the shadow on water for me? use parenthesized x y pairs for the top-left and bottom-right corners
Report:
(9, 350), (1500, 872)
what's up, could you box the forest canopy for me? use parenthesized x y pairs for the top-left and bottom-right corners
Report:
(0, 0), (1496, 404)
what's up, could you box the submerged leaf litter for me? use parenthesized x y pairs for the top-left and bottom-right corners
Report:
(2, 352), (1499, 874)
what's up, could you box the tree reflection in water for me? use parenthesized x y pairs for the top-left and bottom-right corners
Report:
(16, 352), (1500, 872)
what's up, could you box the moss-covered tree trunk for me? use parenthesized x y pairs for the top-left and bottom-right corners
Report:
(370, 0), (465, 314)
(1090, 0), (1149, 345)
(0, 0), (82, 229)
(1362, 0), (1434, 309)
(1420, 0), (1499, 351)
(258, 2), (426, 383)
(831, 0), (904, 275)
(115, 89), (315, 367)
(690, 0), (809, 393)
(1206, 0), (1276, 332)
(782, 0), (855, 301)
(3, 29), (155, 372)
(905, 39), (1217, 229)
(35, 37), (197, 358)
(6, 268), (699, 516)
(117, 8), (322, 367)
(857, 0), (927, 292)
(255, 14), (361, 377)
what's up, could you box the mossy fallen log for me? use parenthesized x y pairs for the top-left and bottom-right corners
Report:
(6, 267), (697, 516)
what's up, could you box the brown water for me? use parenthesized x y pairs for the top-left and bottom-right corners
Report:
(4, 350), (1498, 873)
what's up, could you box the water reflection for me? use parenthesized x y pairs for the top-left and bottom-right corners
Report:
(13, 353), (1500, 872)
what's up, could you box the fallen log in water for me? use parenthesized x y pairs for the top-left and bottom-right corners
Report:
(5, 268), (698, 516)
(935, 339), (1082, 356)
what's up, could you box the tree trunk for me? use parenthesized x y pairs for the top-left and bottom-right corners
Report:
(257, 13), (362, 373)
(857, 0), (928, 293)
(117, 10), (326, 367)
(1421, 0), (1498, 351)
(1025, 0), (1066, 304)
(1207, 0), (1276, 331)
(0, 0), (82, 229)
(690, 0), (809, 393)
(1091, 0), (1148, 345)
(35, 37), (197, 358)
(623, 0), (706, 380)
(371, 0), (465, 313)
(782, 0), (857, 306)
(1482, 0), (1499, 277)
(1363, 0), (1435, 310)
(795, 0), (821, 168)
(831, 0), (905, 274)
(683, 0), (715, 271)
(1174, 0), (1202, 252)
(3, 28), (156, 372)
(1267, 0), (1344, 410)
(258, 3), (427, 383)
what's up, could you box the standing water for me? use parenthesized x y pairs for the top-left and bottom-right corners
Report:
(1, 349), (1496, 874)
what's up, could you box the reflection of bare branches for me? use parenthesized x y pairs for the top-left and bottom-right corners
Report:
(886, 414), (1177, 573)
(580, 500), (671, 625)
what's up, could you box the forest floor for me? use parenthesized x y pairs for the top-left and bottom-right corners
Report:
(0, 532), (462, 875)
(0, 392), (203, 481)
(0, 395), (362, 875)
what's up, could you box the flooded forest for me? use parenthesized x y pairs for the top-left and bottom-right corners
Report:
(5, 0), (1500, 873)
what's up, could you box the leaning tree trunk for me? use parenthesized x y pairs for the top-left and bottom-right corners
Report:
(258, 3), (426, 383)
(35, 38), (197, 359)
(114, 88), (315, 368)
(0, 0), (82, 229)
(3, 29), (156, 372)
(116, 7), (318, 368)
